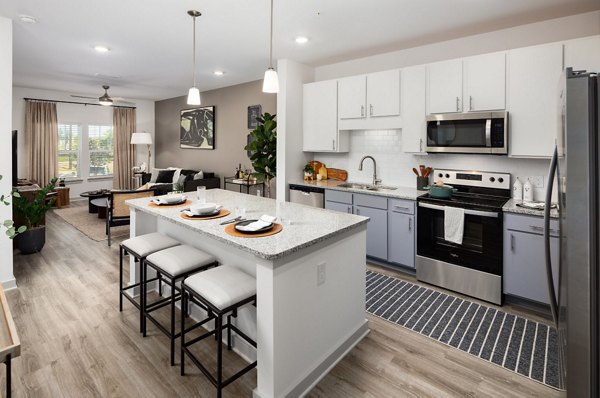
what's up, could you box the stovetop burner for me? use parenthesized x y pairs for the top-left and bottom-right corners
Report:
(418, 192), (509, 211)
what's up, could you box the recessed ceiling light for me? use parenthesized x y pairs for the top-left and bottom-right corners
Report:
(295, 36), (309, 44)
(19, 15), (37, 24)
(213, 70), (225, 76)
(94, 45), (110, 53)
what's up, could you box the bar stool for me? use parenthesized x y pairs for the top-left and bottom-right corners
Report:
(119, 232), (181, 332)
(180, 265), (257, 398)
(143, 245), (218, 365)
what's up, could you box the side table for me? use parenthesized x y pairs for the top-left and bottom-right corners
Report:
(54, 187), (70, 208)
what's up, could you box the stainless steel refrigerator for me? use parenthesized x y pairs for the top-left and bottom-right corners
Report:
(545, 68), (599, 397)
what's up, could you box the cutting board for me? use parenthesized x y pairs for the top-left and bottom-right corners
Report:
(308, 161), (324, 175)
(327, 168), (348, 181)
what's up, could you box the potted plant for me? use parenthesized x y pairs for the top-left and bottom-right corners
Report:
(303, 164), (315, 180)
(1, 175), (25, 240)
(245, 113), (277, 198)
(13, 178), (57, 254)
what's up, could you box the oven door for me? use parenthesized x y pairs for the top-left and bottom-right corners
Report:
(417, 202), (503, 275)
(426, 112), (507, 154)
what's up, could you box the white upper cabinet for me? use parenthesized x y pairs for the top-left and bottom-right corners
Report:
(427, 59), (463, 114)
(367, 69), (401, 117)
(303, 80), (348, 153)
(507, 42), (563, 158)
(564, 36), (600, 72)
(338, 75), (367, 119)
(401, 65), (427, 153)
(464, 52), (506, 111)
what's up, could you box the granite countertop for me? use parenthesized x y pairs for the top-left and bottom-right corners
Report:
(289, 179), (425, 201)
(503, 199), (560, 219)
(126, 189), (369, 261)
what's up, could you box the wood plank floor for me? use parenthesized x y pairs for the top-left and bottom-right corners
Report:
(2, 201), (562, 397)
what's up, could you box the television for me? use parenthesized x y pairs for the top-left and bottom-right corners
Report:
(12, 130), (17, 186)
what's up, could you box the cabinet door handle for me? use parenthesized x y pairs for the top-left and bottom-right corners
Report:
(469, 96), (473, 111)
(510, 233), (515, 251)
(419, 138), (423, 152)
(394, 205), (410, 212)
(356, 208), (360, 215)
(456, 96), (460, 112)
(361, 105), (365, 117)
(332, 139), (336, 150)
(370, 104), (373, 116)
(347, 206), (352, 214)
(408, 218), (412, 231)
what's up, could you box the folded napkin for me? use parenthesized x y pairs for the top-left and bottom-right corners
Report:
(444, 206), (464, 245)
(152, 194), (186, 205)
(236, 215), (277, 232)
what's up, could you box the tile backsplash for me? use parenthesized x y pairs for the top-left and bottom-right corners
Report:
(314, 130), (555, 201)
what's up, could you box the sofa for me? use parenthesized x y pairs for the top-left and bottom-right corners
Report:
(141, 168), (220, 195)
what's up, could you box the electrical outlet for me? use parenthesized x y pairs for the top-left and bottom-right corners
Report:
(528, 176), (544, 188)
(317, 262), (326, 286)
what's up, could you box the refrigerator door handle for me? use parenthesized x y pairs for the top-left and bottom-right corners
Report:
(544, 146), (560, 329)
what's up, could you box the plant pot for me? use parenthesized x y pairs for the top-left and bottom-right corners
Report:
(17, 226), (46, 254)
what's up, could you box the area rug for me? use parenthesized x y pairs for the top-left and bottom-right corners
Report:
(52, 205), (129, 242)
(366, 270), (564, 390)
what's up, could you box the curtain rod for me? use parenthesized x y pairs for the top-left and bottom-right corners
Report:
(24, 97), (136, 109)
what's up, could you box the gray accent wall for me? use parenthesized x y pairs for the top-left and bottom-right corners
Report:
(154, 79), (276, 185)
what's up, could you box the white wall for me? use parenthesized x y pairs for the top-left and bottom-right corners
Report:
(12, 86), (155, 197)
(315, 11), (600, 80)
(308, 11), (600, 202)
(276, 59), (315, 201)
(0, 17), (15, 289)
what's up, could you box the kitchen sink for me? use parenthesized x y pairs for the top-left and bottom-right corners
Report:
(337, 182), (397, 191)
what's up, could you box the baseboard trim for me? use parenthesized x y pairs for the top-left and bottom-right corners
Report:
(2, 278), (17, 291)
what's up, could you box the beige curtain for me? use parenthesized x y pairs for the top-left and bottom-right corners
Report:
(113, 107), (136, 189)
(25, 100), (58, 187)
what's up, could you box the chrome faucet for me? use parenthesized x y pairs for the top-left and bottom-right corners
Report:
(358, 155), (381, 186)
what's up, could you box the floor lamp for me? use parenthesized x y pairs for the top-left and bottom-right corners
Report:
(130, 131), (152, 170)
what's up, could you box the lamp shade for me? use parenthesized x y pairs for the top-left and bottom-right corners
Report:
(187, 87), (201, 105)
(130, 132), (152, 145)
(262, 68), (279, 93)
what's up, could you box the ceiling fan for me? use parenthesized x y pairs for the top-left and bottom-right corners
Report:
(71, 85), (134, 105)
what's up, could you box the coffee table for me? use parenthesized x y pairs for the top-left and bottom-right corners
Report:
(90, 198), (108, 219)
(80, 190), (111, 214)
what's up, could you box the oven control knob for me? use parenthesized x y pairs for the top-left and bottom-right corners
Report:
(445, 174), (450, 178)
(498, 177), (504, 183)
(489, 177), (496, 182)
(438, 173), (443, 178)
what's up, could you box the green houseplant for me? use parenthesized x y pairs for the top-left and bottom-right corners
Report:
(1, 175), (26, 239)
(245, 113), (277, 198)
(13, 178), (57, 254)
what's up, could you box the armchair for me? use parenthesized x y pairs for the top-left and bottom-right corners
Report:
(106, 189), (155, 246)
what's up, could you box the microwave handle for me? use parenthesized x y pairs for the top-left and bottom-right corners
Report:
(418, 202), (499, 218)
(485, 119), (491, 147)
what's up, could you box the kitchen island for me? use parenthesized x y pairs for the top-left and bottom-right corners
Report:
(126, 189), (369, 398)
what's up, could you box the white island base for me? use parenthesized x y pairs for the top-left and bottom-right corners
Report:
(127, 191), (369, 398)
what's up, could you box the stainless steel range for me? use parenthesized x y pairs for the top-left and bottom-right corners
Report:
(416, 169), (511, 305)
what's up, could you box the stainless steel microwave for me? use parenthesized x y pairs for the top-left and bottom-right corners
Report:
(425, 111), (508, 155)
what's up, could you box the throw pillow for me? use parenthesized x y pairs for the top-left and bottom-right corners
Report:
(150, 168), (167, 183)
(168, 167), (183, 184)
(193, 170), (204, 180)
(156, 169), (176, 183)
(176, 174), (187, 186)
(136, 183), (149, 191)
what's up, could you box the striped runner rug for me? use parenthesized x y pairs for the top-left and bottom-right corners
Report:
(366, 270), (564, 390)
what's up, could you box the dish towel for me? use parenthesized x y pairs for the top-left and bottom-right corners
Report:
(236, 215), (277, 232)
(444, 206), (464, 245)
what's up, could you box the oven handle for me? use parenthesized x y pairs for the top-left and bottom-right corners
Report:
(418, 202), (499, 218)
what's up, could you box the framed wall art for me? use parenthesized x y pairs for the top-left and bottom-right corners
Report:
(247, 105), (262, 129)
(180, 106), (215, 150)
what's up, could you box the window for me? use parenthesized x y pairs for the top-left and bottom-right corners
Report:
(88, 125), (114, 177)
(58, 124), (81, 178)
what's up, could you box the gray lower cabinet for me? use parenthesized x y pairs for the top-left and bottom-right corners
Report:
(355, 205), (388, 259)
(503, 213), (560, 304)
(325, 200), (352, 214)
(388, 211), (415, 268)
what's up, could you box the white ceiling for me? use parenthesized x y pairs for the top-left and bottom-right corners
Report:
(1, 0), (598, 101)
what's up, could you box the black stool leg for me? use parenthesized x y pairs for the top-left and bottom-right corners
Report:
(119, 247), (123, 312)
(216, 315), (223, 398)
(227, 314), (232, 350)
(170, 278), (176, 366)
(6, 354), (11, 398)
(181, 288), (187, 376)
(158, 273), (163, 296)
(142, 260), (147, 336)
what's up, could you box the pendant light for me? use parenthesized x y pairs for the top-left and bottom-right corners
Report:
(187, 10), (202, 105)
(262, 0), (279, 93)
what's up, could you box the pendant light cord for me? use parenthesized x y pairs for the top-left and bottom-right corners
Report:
(192, 15), (197, 87)
(269, 0), (273, 68)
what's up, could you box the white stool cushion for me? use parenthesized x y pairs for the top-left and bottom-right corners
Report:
(185, 265), (256, 310)
(146, 245), (216, 277)
(121, 232), (180, 258)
